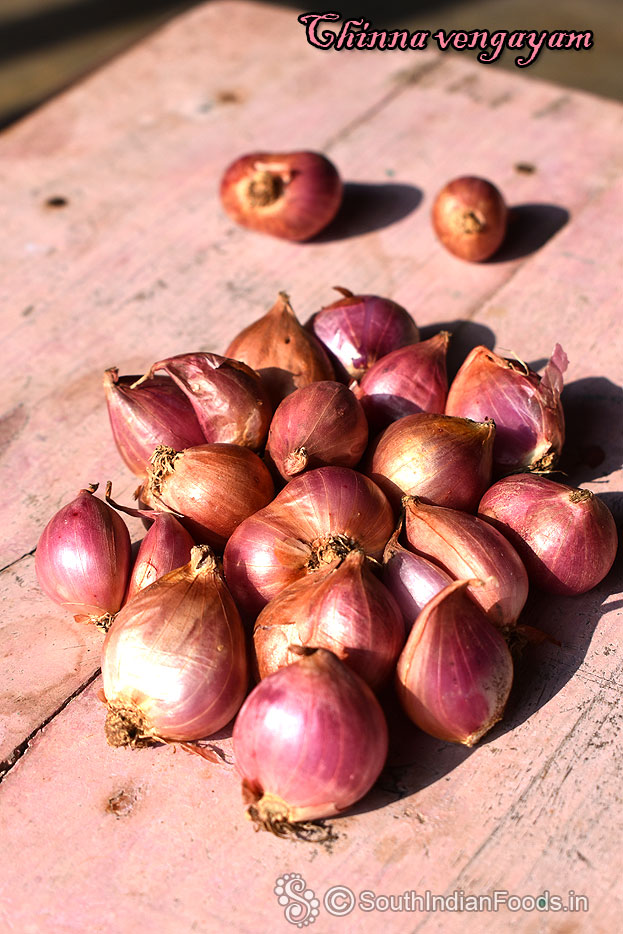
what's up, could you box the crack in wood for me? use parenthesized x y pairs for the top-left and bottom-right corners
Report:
(0, 547), (36, 575)
(409, 685), (621, 922)
(0, 668), (101, 783)
(322, 59), (445, 151)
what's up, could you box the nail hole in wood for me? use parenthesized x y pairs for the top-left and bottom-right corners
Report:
(45, 196), (68, 209)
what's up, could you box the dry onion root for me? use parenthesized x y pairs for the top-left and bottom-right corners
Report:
(223, 465), (395, 618)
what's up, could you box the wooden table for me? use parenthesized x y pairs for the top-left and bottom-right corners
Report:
(1, 3), (621, 931)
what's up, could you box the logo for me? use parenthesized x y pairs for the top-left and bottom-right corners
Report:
(274, 873), (321, 927)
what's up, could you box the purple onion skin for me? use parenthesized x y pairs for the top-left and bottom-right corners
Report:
(355, 332), (450, 431)
(253, 550), (405, 690)
(266, 380), (368, 479)
(126, 513), (195, 601)
(36, 486), (131, 622)
(223, 466), (395, 618)
(368, 413), (495, 513)
(445, 344), (568, 474)
(143, 353), (272, 450)
(403, 498), (529, 628)
(233, 648), (388, 824)
(396, 580), (513, 746)
(308, 288), (420, 381)
(103, 368), (205, 477)
(383, 543), (453, 633)
(479, 475), (618, 595)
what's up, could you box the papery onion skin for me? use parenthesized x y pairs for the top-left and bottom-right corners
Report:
(369, 413), (495, 512)
(103, 545), (248, 744)
(104, 483), (195, 600)
(445, 344), (568, 473)
(103, 368), (205, 477)
(233, 647), (388, 825)
(355, 331), (450, 430)
(382, 527), (453, 632)
(253, 550), (405, 689)
(148, 443), (274, 550)
(127, 513), (195, 600)
(219, 150), (343, 241)
(266, 380), (368, 479)
(396, 580), (513, 745)
(138, 353), (271, 450)
(431, 176), (508, 262)
(308, 287), (420, 381)
(225, 292), (334, 408)
(403, 497), (529, 628)
(479, 475), (618, 595)
(223, 466), (395, 618)
(35, 484), (132, 626)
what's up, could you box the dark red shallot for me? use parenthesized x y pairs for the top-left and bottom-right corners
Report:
(354, 331), (450, 430)
(135, 353), (271, 450)
(266, 380), (368, 479)
(403, 497), (529, 628)
(431, 176), (508, 262)
(219, 150), (343, 241)
(369, 413), (495, 512)
(147, 443), (274, 550)
(445, 344), (568, 473)
(225, 292), (334, 408)
(308, 287), (419, 381)
(104, 482), (195, 600)
(103, 368), (205, 477)
(382, 526), (453, 632)
(253, 550), (405, 689)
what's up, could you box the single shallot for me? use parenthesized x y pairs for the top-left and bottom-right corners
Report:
(233, 647), (388, 829)
(103, 545), (248, 744)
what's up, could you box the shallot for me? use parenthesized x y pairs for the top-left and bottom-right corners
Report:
(103, 545), (248, 744)
(220, 150), (343, 241)
(233, 647), (388, 828)
(479, 474), (618, 594)
(35, 483), (131, 629)
(396, 580), (513, 745)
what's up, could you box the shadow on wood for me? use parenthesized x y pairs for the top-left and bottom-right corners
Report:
(491, 203), (570, 262)
(313, 181), (423, 242)
(420, 319), (496, 382)
(560, 377), (623, 485)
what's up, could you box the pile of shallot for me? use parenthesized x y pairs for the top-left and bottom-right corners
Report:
(36, 284), (618, 835)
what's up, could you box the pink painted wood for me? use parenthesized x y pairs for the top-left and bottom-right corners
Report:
(1, 2), (621, 931)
